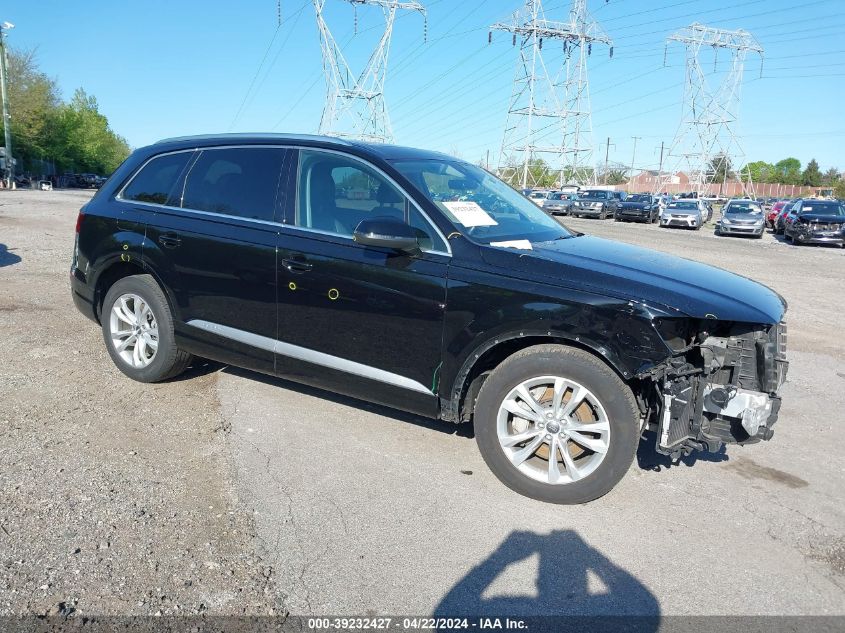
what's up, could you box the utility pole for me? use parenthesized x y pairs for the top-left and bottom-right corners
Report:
(602, 136), (613, 185)
(657, 141), (665, 174)
(491, 0), (613, 189)
(313, 1), (427, 143)
(629, 136), (640, 183)
(0, 21), (14, 189)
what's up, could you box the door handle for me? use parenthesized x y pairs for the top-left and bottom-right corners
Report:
(282, 257), (313, 273)
(158, 233), (181, 249)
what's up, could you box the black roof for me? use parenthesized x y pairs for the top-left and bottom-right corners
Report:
(152, 133), (453, 162)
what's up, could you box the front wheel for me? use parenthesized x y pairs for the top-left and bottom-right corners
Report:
(101, 274), (193, 383)
(473, 344), (640, 504)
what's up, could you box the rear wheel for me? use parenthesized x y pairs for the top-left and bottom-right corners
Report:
(474, 344), (639, 504)
(101, 275), (192, 383)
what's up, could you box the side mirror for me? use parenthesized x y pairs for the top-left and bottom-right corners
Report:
(353, 217), (419, 253)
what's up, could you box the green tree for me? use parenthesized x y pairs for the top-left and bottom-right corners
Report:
(774, 157), (801, 185)
(742, 160), (775, 183)
(49, 88), (130, 174)
(822, 167), (840, 185)
(835, 179), (845, 200)
(4, 48), (130, 176)
(801, 158), (822, 187)
(602, 163), (628, 185)
(707, 153), (733, 184)
(5, 48), (62, 172)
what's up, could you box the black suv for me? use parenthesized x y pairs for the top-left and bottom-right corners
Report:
(571, 189), (620, 220)
(71, 134), (789, 504)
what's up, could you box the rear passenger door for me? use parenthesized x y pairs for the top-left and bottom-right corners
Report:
(141, 146), (291, 374)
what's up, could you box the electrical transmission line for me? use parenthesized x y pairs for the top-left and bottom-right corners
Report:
(313, 0), (426, 143)
(656, 23), (763, 198)
(491, 0), (612, 189)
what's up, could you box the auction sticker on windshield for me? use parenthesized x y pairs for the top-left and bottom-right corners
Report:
(442, 201), (498, 227)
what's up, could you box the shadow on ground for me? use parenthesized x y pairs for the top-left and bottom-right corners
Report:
(0, 243), (21, 267)
(636, 430), (728, 471)
(434, 529), (661, 623)
(221, 365), (474, 438)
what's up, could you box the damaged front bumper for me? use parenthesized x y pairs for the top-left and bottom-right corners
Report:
(650, 321), (788, 458)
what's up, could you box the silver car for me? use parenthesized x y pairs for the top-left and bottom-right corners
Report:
(660, 200), (705, 230)
(715, 200), (765, 239)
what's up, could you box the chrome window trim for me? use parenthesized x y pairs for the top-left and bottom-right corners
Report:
(290, 146), (452, 257)
(115, 143), (452, 257)
(187, 319), (433, 395)
(118, 200), (282, 229)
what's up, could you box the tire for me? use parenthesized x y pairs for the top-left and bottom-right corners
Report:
(101, 274), (193, 383)
(473, 344), (640, 504)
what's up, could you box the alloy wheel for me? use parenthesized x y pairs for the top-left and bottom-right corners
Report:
(496, 376), (611, 485)
(108, 293), (159, 368)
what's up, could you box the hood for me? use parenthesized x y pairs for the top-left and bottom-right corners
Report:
(620, 202), (649, 210)
(479, 236), (786, 324)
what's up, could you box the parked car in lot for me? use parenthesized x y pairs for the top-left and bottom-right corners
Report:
(571, 189), (619, 219)
(71, 134), (789, 504)
(782, 199), (845, 247)
(615, 193), (660, 223)
(660, 199), (706, 229)
(542, 191), (578, 215)
(774, 204), (794, 234)
(715, 199), (765, 239)
(766, 200), (791, 228)
(527, 190), (550, 205)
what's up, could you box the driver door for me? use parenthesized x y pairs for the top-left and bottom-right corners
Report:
(274, 149), (451, 417)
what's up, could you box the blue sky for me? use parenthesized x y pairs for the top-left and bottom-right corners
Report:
(5, 0), (844, 172)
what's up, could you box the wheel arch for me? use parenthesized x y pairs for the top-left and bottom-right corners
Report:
(444, 331), (633, 424)
(92, 259), (177, 324)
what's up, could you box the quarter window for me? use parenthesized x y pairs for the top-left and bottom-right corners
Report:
(296, 150), (446, 252)
(181, 147), (286, 222)
(121, 151), (193, 205)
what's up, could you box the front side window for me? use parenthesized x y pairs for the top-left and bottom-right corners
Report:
(121, 151), (193, 205)
(180, 147), (286, 222)
(296, 150), (447, 252)
(391, 160), (573, 245)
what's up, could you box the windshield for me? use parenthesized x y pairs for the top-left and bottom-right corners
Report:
(725, 201), (763, 214)
(579, 190), (610, 200)
(667, 201), (698, 211)
(627, 194), (651, 203)
(391, 160), (573, 244)
(799, 202), (845, 216)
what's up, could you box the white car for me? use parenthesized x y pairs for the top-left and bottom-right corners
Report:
(660, 200), (706, 230)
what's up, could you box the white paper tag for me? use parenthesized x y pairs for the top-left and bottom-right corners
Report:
(442, 201), (498, 227)
(490, 239), (533, 250)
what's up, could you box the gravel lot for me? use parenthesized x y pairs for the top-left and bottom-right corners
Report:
(1, 189), (843, 618)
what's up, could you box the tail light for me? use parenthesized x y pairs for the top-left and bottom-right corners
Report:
(75, 211), (85, 234)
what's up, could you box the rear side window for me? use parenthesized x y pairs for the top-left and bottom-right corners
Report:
(121, 151), (193, 205)
(181, 147), (286, 222)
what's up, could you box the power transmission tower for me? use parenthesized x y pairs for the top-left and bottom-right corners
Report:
(490, 0), (612, 190)
(657, 23), (763, 198)
(313, 0), (426, 143)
